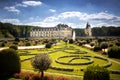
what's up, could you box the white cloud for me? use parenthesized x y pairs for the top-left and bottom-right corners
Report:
(24, 11), (120, 28)
(22, 1), (42, 6)
(4, 6), (20, 14)
(58, 11), (82, 19)
(49, 9), (56, 12)
(1, 19), (20, 24)
(43, 16), (58, 22)
(16, 3), (27, 7)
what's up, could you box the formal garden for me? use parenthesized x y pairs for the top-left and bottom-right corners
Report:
(0, 38), (120, 80)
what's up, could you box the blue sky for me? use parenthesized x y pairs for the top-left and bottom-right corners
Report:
(0, 0), (120, 28)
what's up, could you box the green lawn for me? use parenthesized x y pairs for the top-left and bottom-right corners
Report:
(19, 42), (120, 80)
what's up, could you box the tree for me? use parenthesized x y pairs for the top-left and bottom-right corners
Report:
(0, 49), (21, 78)
(100, 42), (108, 54)
(31, 54), (52, 78)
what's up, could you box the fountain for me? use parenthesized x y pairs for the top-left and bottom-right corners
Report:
(72, 30), (76, 41)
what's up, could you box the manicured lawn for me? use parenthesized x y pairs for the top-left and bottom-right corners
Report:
(19, 42), (120, 80)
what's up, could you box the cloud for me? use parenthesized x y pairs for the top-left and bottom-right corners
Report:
(22, 1), (42, 6)
(4, 1), (43, 14)
(23, 11), (120, 28)
(1, 19), (20, 24)
(16, 3), (27, 7)
(49, 9), (56, 12)
(4, 6), (20, 14)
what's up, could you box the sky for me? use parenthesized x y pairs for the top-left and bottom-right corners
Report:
(0, 0), (120, 28)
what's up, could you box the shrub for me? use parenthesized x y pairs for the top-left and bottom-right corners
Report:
(90, 42), (94, 47)
(93, 46), (101, 52)
(13, 41), (18, 45)
(115, 42), (120, 46)
(100, 42), (108, 49)
(100, 42), (108, 53)
(69, 39), (74, 44)
(1, 42), (5, 47)
(45, 43), (52, 48)
(26, 42), (31, 46)
(0, 49), (21, 78)
(9, 45), (18, 50)
(14, 37), (20, 42)
(84, 65), (110, 80)
(108, 46), (120, 58)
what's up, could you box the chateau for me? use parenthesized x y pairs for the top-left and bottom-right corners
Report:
(30, 24), (72, 39)
(85, 22), (92, 36)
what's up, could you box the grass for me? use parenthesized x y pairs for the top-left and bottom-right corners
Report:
(19, 42), (120, 80)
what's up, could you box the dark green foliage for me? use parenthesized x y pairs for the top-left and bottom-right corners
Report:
(115, 42), (120, 46)
(108, 46), (120, 58)
(14, 38), (20, 42)
(92, 26), (120, 36)
(31, 54), (52, 78)
(84, 65), (110, 80)
(69, 39), (74, 44)
(13, 41), (18, 45)
(93, 46), (101, 52)
(0, 22), (32, 38)
(1, 42), (5, 47)
(100, 42), (108, 49)
(26, 42), (31, 46)
(9, 45), (18, 50)
(90, 42), (94, 47)
(73, 28), (86, 36)
(45, 43), (52, 48)
(0, 49), (21, 78)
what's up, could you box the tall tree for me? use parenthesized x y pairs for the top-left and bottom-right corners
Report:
(31, 53), (52, 78)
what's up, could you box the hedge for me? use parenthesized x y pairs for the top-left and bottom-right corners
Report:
(55, 55), (94, 65)
(84, 65), (110, 80)
(50, 66), (73, 72)
(108, 46), (120, 58)
(0, 49), (21, 78)
(94, 56), (112, 68)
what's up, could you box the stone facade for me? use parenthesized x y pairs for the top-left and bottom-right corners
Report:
(85, 23), (92, 36)
(30, 24), (72, 39)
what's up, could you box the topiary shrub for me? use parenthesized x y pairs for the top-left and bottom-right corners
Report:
(14, 37), (20, 42)
(108, 46), (120, 58)
(93, 46), (101, 52)
(90, 42), (95, 47)
(84, 65), (110, 80)
(9, 45), (18, 50)
(45, 43), (52, 48)
(1, 42), (5, 47)
(100, 42), (108, 53)
(115, 42), (120, 46)
(69, 39), (74, 44)
(0, 49), (21, 78)
(25, 42), (31, 46)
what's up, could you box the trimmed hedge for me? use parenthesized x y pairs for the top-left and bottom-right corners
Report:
(50, 66), (73, 72)
(63, 49), (87, 54)
(0, 49), (21, 78)
(55, 55), (94, 65)
(110, 69), (120, 74)
(94, 56), (112, 68)
(84, 65), (110, 80)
